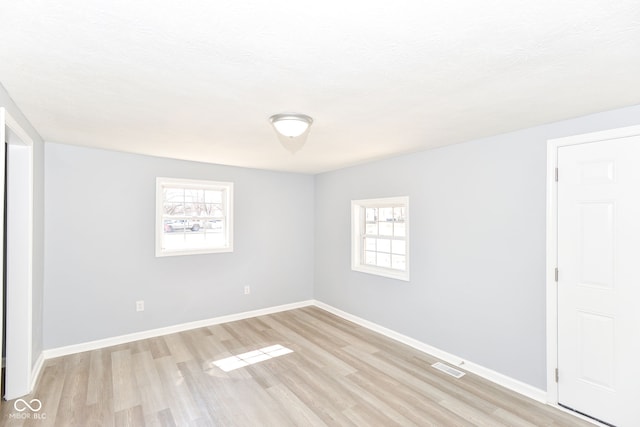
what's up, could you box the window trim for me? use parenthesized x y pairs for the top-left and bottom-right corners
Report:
(351, 196), (410, 281)
(155, 177), (234, 257)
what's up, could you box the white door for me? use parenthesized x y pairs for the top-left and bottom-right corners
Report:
(557, 134), (640, 426)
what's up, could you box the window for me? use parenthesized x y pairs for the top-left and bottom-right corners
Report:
(351, 196), (409, 281)
(156, 177), (233, 256)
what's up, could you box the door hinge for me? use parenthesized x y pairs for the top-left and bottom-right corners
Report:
(555, 167), (558, 182)
(555, 368), (559, 383)
(555, 267), (558, 282)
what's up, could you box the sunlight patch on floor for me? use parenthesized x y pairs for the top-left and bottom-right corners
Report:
(213, 344), (293, 372)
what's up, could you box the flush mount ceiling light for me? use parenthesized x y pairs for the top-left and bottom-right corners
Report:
(269, 113), (313, 154)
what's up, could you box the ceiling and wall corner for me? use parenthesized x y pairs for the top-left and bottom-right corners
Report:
(0, 1), (639, 173)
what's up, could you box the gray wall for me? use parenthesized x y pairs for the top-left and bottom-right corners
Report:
(42, 102), (640, 390)
(44, 143), (314, 349)
(314, 104), (640, 390)
(0, 83), (45, 369)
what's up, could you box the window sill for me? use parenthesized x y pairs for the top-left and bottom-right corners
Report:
(352, 264), (410, 282)
(156, 246), (233, 257)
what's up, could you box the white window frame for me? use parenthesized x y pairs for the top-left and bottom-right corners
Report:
(156, 177), (233, 257)
(351, 196), (410, 281)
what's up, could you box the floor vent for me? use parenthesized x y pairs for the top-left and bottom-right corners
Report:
(431, 362), (465, 379)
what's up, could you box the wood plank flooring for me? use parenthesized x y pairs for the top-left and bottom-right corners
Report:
(0, 307), (594, 426)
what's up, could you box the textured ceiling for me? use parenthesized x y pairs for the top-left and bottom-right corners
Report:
(1, 1), (639, 173)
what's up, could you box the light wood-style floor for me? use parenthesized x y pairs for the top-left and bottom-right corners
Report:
(1, 306), (594, 426)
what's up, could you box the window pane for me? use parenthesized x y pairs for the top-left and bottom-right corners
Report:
(365, 237), (376, 251)
(394, 222), (406, 237)
(393, 207), (405, 222)
(194, 202), (208, 217)
(206, 219), (224, 231)
(379, 207), (393, 222)
(392, 240), (405, 255)
(163, 220), (178, 232)
(205, 190), (222, 203)
(365, 251), (377, 265)
(183, 190), (195, 206)
(376, 252), (391, 268)
(163, 219), (205, 232)
(377, 239), (390, 253)
(165, 188), (184, 202)
(392, 255), (405, 270)
(365, 208), (377, 222)
(163, 203), (182, 216)
(183, 203), (195, 216)
(365, 223), (378, 235)
(379, 222), (393, 236)
(164, 229), (227, 250)
(211, 204), (224, 218)
(202, 203), (217, 216)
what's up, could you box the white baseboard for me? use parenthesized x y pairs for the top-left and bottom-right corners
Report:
(313, 300), (547, 403)
(31, 352), (45, 391)
(40, 298), (546, 405)
(43, 300), (315, 359)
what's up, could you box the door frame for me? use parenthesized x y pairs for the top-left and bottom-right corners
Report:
(0, 107), (34, 400)
(545, 124), (640, 405)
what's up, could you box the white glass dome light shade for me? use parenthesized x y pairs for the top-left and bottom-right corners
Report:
(269, 114), (313, 138)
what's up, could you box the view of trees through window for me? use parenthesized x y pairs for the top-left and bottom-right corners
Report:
(156, 178), (233, 256)
(163, 187), (224, 224)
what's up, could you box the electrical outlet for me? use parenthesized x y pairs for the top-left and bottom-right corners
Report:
(244, 285), (251, 295)
(136, 300), (145, 312)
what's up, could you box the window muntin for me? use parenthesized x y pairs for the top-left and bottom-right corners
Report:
(156, 178), (233, 256)
(363, 206), (407, 271)
(352, 197), (409, 281)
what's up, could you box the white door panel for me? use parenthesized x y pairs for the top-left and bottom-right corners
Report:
(557, 135), (640, 426)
